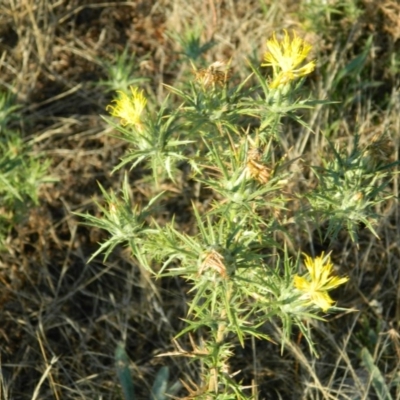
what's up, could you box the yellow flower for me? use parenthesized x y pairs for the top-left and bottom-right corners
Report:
(294, 252), (348, 311)
(106, 86), (147, 127)
(262, 30), (315, 89)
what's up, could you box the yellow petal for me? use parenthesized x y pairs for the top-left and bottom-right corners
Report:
(312, 291), (334, 312)
(262, 30), (315, 88)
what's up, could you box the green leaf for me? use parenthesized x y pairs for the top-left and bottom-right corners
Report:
(115, 343), (135, 400)
(150, 366), (169, 400)
(361, 347), (393, 400)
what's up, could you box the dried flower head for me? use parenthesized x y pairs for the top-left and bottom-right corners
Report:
(106, 86), (147, 127)
(246, 148), (270, 184)
(198, 249), (227, 278)
(194, 61), (232, 88)
(262, 30), (315, 89)
(294, 252), (348, 311)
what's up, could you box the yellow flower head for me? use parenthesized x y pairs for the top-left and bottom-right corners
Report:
(262, 30), (315, 89)
(294, 252), (348, 311)
(106, 86), (147, 127)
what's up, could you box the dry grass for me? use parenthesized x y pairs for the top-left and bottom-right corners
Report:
(0, 0), (399, 399)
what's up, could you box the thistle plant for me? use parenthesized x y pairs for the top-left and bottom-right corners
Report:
(81, 31), (395, 398)
(99, 48), (149, 93)
(0, 92), (51, 249)
(305, 133), (395, 242)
